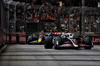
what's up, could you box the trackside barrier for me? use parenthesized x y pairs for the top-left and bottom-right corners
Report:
(0, 28), (3, 46)
(80, 35), (100, 45)
(16, 34), (19, 44)
(11, 34), (17, 44)
(19, 34), (26, 44)
(3, 32), (6, 44)
(6, 33), (9, 44)
(6, 33), (100, 45)
(92, 36), (100, 45)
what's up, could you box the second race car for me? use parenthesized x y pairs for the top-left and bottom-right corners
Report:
(27, 33), (45, 44)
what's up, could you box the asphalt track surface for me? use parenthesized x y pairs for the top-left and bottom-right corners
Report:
(0, 44), (100, 66)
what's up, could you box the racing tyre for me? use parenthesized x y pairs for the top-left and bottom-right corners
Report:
(83, 36), (91, 45)
(27, 36), (32, 44)
(83, 36), (92, 50)
(44, 36), (53, 49)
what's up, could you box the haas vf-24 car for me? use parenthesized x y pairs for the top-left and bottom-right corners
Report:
(44, 33), (93, 49)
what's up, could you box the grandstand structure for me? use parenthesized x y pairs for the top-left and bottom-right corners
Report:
(1, 0), (100, 35)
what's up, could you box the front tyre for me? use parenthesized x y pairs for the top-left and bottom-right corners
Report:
(44, 36), (53, 49)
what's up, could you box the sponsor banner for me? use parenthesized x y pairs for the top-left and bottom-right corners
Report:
(3, 33), (6, 43)
(6, 34), (9, 43)
(19, 34), (26, 44)
(80, 35), (100, 45)
(92, 36), (100, 45)
(11, 34), (16, 43)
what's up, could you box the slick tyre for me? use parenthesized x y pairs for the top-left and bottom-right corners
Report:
(27, 36), (32, 44)
(83, 36), (91, 45)
(83, 36), (92, 50)
(44, 36), (53, 49)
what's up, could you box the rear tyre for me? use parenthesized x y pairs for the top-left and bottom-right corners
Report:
(44, 36), (53, 49)
(83, 36), (92, 50)
(83, 36), (91, 44)
(27, 36), (32, 44)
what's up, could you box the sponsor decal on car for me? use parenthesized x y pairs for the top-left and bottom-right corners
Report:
(38, 37), (42, 42)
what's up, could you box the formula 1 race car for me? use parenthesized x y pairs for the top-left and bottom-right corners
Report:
(27, 33), (51, 44)
(27, 33), (45, 44)
(44, 33), (94, 50)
